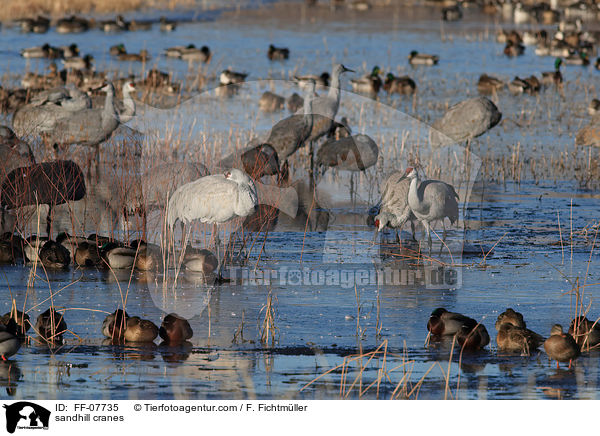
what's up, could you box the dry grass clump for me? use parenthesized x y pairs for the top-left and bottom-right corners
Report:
(2, 0), (197, 21)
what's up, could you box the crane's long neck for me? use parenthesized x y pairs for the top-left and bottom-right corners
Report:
(119, 87), (135, 123)
(303, 84), (315, 130)
(329, 71), (342, 109)
(102, 86), (118, 127)
(408, 174), (422, 209)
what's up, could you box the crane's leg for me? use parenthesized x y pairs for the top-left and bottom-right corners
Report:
(309, 141), (315, 193)
(411, 220), (417, 241)
(46, 205), (53, 238)
(425, 221), (432, 252)
(349, 172), (355, 206)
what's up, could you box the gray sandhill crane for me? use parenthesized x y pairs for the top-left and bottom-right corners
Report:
(373, 170), (416, 241)
(12, 82), (136, 147)
(401, 167), (459, 248)
(1, 160), (86, 237)
(263, 80), (315, 168)
(429, 97), (501, 147)
(166, 168), (258, 272)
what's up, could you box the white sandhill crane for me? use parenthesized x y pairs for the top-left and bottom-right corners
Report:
(429, 97), (501, 148)
(373, 170), (416, 241)
(401, 167), (459, 248)
(166, 168), (258, 271)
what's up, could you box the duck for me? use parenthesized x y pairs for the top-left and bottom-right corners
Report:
(383, 73), (416, 95)
(117, 49), (150, 62)
(268, 44), (290, 60)
(159, 313), (193, 344)
(16, 16), (50, 33)
(179, 45), (211, 63)
(477, 74), (504, 95)
(568, 316), (600, 350)
(495, 308), (527, 329)
(0, 233), (25, 264)
(544, 324), (580, 369)
(497, 29), (523, 45)
(129, 240), (160, 271)
(23, 236), (47, 263)
(60, 44), (80, 59)
(0, 310), (30, 339)
(101, 243), (137, 269)
(21, 44), (53, 59)
(0, 320), (21, 360)
(564, 51), (589, 66)
(74, 241), (102, 267)
(62, 54), (94, 70)
(408, 51), (439, 66)
(159, 16), (177, 32)
(102, 309), (129, 340)
(524, 75), (541, 94)
(456, 321), (490, 351)
(427, 308), (475, 338)
(39, 241), (71, 269)
(588, 99), (600, 116)
(541, 58), (563, 87)
(496, 323), (544, 354)
(350, 66), (382, 95)
(109, 44), (127, 56)
(124, 317), (159, 342)
(504, 40), (525, 57)
(259, 91), (285, 112)
(219, 69), (248, 85)
(35, 308), (67, 343)
(56, 232), (89, 259)
(286, 92), (304, 113)
(101, 15), (128, 32)
(508, 76), (529, 95)
(294, 72), (330, 90)
(442, 4), (462, 21)
(56, 15), (90, 34)
(184, 249), (218, 274)
(128, 19), (152, 31)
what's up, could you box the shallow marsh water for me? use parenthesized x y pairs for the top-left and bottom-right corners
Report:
(0, 1), (599, 400)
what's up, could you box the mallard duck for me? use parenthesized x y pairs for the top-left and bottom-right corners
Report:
(124, 317), (159, 342)
(62, 54), (93, 70)
(0, 240), (14, 264)
(102, 309), (129, 340)
(259, 91), (285, 112)
(427, 308), (475, 337)
(442, 4), (462, 21)
(294, 72), (330, 90)
(23, 236), (47, 263)
(56, 232), (89, 259)
(496, 323), (543, 354)
(524, 75), (541, 93)
(408, 51), (439, 65)
(350, 66), (382, 94)
(508, 76), (529, 94)
(219, 69), (248, 85)
(564, 51), (589, 66)
(21, 44), (53, 59)
(504, 40), (525, 57)
(544, 324), (580, 368)
(0, 310), (30, 339)
(457, 321), (490, 351)
(541, 58), (563, 86)
(159, 313), (193, 344)
(59, 43), (80, 59)
(56, 15), (89, 34)
(16, 16), (50, 33)
(477, 74), (504, 95)
(101, 15), (128, 32)
(74, 241), (102, 267)
(39, 241), (70, 269)
(129, 240), (160, 271)
(35, 308), (67, 342)
(117, 50), (150, 62)
(588, 99), (600, 116)
(159, 16), (177, 32)
(383, 73), (416, 95)
(101, 243), (136, 269)
(109, 44), (126, 56)
(0, 320), (21, 360)
(268, 44), (290, 60)
(184, 249), (218, 274)
(497, 29), (522, 45)
(180, 45), (211, 62)
(568, 316), (600, 350)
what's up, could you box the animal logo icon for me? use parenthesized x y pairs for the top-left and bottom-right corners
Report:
(3, 402), (50, 433)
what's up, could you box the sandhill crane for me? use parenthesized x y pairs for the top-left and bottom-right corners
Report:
(1, 160), (86, 236)
(401, 167), (459, 248)
(13, 82), (135, 148)
(429, 97), (501, 148)
(373, 170), (416, 241)
(262, 80), (315, 169)
(166, 168), (258, 272)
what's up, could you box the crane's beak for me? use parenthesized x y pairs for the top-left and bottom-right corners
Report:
(341, 65), (355, 73)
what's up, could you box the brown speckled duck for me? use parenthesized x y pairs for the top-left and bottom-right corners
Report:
(544, 324), (580, 369)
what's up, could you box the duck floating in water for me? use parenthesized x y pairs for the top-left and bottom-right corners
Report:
(268, 44), (290, 60)
(350, 66), (382, 95)
(124, 317), (159, 343)
(408, 51), (439, 66)
(36, 308), (67, 343)
(159, 313), (193, 344)
(383, 73), (416, 95)
(102, 309), (129, 341)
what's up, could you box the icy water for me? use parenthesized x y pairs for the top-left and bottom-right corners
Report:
(0, 1), (600, 399)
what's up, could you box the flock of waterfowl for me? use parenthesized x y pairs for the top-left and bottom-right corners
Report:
(427, 307), (600, 369)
